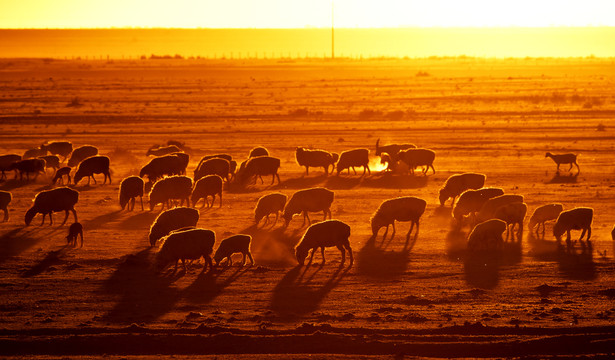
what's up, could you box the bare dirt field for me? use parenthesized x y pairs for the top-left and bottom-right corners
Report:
(1, 57), (615, 358)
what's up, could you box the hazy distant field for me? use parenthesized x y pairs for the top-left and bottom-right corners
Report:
(1, 57), (614, 357)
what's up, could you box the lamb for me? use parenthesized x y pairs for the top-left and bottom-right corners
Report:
(146, 145), (182, 157)
(0, 154), (21, 180)
(155, 228), (215, 274)
(553, 207), (593, 249)
(370, 196), (427, 247)
(249, 146), (269, 158)
(254, 192), (288, 226)
(40, 141), (73, 160)
(67, 145), (99, 167)
(452, 187), (505, 224)
(398, 148), (436, 175)
(9, 159), (46, 181)
(148, 206), (199, 247)
(476, 194), (524, 224)
(467, 219), (507, 252)
(25, 187), (79, 226)
(191, 175), (223, 209)
(295, 147), (338, 176)
(493, 202), (527, 241)
(119, 176), (145, 211)
(139, 154), (185, 183)
(439, 173), (486, 207)
(66, 222), (84, 247)
(213, 234), (254, 267)
(149, 175), (193, 211)
(528, 203), (564, 238)
(0, 190), (12, 222)
(39, 155), (61, 173)
(336, 148), (370, 176)
(545, 152), (579, 174)
(238, 156), (281, 185)
(374, 139), (416, 157)
(52, 166), (72, 185)
(23, 147), (47, 159)
(283, 187), (334, 227)
(194, 158), (231, 182)
(295, 219), (353, 266)
(73, 155), (111, 185)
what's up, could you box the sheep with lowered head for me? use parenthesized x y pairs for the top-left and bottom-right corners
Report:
(52, 166), (72, 185)
(398, 148), (436, 175)
(249, 146), (269, 158)
(371, 196), (426, 248)
(213, 234), (254, 267)
(67, 145), (98, 167)
(467, 219), (507, 252)
(439, 173), (486, 207)
(139, 154), (185, 183)
(476, 194), (524, 224)
(191, 174), (223, 209)
(254, 192), (287, 226)
(452, 187), (505, 225)
(148, 206), (199, 247)
(40, 141), (73, 161)
(0, 190), (12, 222)
(9, 159), (45, 181)
(39, 155), (60, 173)
(0, 154), (21, 180)
(194, 157), (231, 182)
(238, 156), (281, 185)
(66, 222), (84, 247)
(155, 228), (215, 274)
(149, 175), (192, 211)
(25, 187), (79, 226)
(23, 147), (47, 160)
(295, 219), (353, 266)
(283, 187), (334, 227)
(295, 147), (338, 176)
(494, 202), (527, 241)
(553, 207), (593, 250)
(73, 155), (111, 185)
(336, 148), (370, 176)
(119, 176), (145, 211)
(528, 203), (564, 238)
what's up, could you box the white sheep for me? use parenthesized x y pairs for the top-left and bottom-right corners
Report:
(40, 141), (73, 161)
(494, 202), (527, 241)
(25, 187), (79, 226)
(146, 145), (182, 157)
(398, 148), (436, 175)
(9, 159), (46, 181)
(249, 146), (269, 158)
(0, 154), (21, 180)
(148, 206), (199, 247)
(553, 207), (593, 249)
(191, 175), (223, 209)
(66, 222), (84, 247)
(370, 196), (427, 248)
(467, 219), (507, 252)
(194, 157), (231, 182)
(476, 194), (524, 224)
(336, 148), (370, 176)
(155, 228), (215, 274)
(149, 175), (192, 211)
(73, 155), (111, 185)
(528, 203), (564, 238)
(452, 187), (504, 224)
(545, 152), (579, 174)
(139, 154), (185, 183)
(0, 190), (12, 222)
(238, 156), (281, 185)
(213, 234), (254, 267)
(282, 187), (334, 227)
(119, 176), (145, 211)
(254, 192), (287, 226)
(52, 166), (72, 185)
(439, 173), (486, 207)
(295, 147), (338, 176)
(295, 219), (353, 266)
(67, 145), (99, 167)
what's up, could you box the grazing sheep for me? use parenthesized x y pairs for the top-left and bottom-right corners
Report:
(66, 222), (84, 247)
(398, 148), (436, 175)
(452, 187), (505, 224)
(249, 146), (269, 158)
(528, 203), (564, 238)
(149, 175), (193, 211)
(553, 207), (593, 249)
(476, 194), (524, 224)
(439, 173), (486, 207)
(25, 187), (79, 226)
(52, 166), (72, 185)
(155, 228), (215, 274)
(545, 152), (579, 174)
(146, 145), (182, 157)
(467, 219), (507, 252)
(0, 190), (12, 222)
(375, 139), (416, 157)
(336, 148), (371, 176)
(191, 175), (223, 209)
(170, 152), (189, 174)
(39, 155), (61, 172)
(67, 145), (99, 167)
(23, 147), (47, 159)
(139, 154), (185, 182)
(149, 207), (199, 247)
(194, 158), (231, 182)
(254, 192), (288, 226)
(370, 196), (427, 247)
(73, 155), (111, 185)
(40, 141), (73, 160)
(295, 219), (353, 266)
(283, 187), (334, 227)
(0, 154), (21, 180)
(494, 202), (527, 241)
(119, 176), (145, 211)
(213, 234), (254, 267)
(9, 159), (46, 181)
(238, 156), (281, 185)
(295, 147), (338, 176)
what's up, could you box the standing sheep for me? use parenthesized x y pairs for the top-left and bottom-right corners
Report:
(213, 234), (254, 267)
(119, 176), (145, 211)
(238, 156), (281, 185)
(545, 152), (579, 174)
(67, 145), (99, 167)
(155, 228), (215, 274)
(52, 166), (72, 185)
(475, 194), (524, 224)
(23, 147), (47, 160)
(452, 187), (505, 224)
(254, 192), (288, 226)
(370, 196), (427, 248)
(553, 207), (593, 249)
(0, 190), (12, 222)
(149, 175), (193, 211)
(295, 147), (337, 176)
(336, 148), (371, 176)
(467, 219), (507, 252)
(66, 222), (84, 247)
(0, 154), (21, 180)
(494, 202), (527, 241)
(439, 173), (486, 207)
(375, 139), (416, 157)
(73, 156), (111, 185)
(9, 159), (46, 181)
(146, 145), (182, 157)
(40, 141), (73, 161)
(528, 203), (564, 238)
(39, 155), (61, 173)
(191, 175), (223, 209)
(398, 148), (436, 175)
(149, 207), (199, 247)
(295, 219), (353, 266)
(139, 154), (185, 183)
(249, 146), (269, 158)
(194, 157), (231, 182)
(25, 187), (79, 226)
(283, 187), (334, 227)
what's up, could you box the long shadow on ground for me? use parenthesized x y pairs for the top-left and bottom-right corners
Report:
(0, 226), (64, 265)
(356, 235), (411, 279)
(183, 266), (248, 305)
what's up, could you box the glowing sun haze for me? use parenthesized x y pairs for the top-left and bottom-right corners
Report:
(2, 0), (614, 28)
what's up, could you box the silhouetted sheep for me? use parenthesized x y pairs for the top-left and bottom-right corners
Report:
(439, 173), (486, 207)
(170, 152), (189, 175)
(52, 166), (72, 185)
(191, 175), (223, 209)
(494, 202), (527, 240)
(452, 187), (505, 224)
(295, 219), (353, 266)
(149, 175), (193, 211)
(528, 203), (564, 238)
(375, 139), (416, 157)
(155, 228), (215, 274)
(67, 145), (99, 167)
(9, 159), (46, 181)
(336, 148), (370, 176)
(146, 145), (182, 157)
(39, 155), (60, 172)
(66, 222), (83, 247)
(23, 147), (47, 159)
(0, 154), (21, 180)
(194, 157), (231, 182)
(295, 147), (338, 176)
(25, 187), (79, 226)
(553, 207), (593, 249)
(40, 141), (73, 161)
(371, 196), (427, 246)
(546, 152), (579, 174)
(119, 176), (145, 211)
(283, 187), (334, 227)
(140, 154), (185, 183)
(467, 219), (507, 252)
(0, 190), (11, 222)
(238, 156), (281, 185)
(149, 206), (199, 247)
(213, 234), (254, 267)
(249, 146), (269, 158)
(398, 148), (436, 175)
(74, 155), (111, 185)
(476, 194), (524, 224)
(254, 192), (287, 226)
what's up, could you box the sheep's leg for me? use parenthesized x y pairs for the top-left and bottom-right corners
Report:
(307, 249), (316, 266)
(79, 230), (84, 248)
(406, 222), (415, 242)
(228, 256), (233, 266)
(61, 210), (70, 225)
(390, 222), (397, 239)
(346, 244), (354, 266)
(567, 163), (573, 172)
(338, 246), (345, 265)
(305, 166), (309, 176)
(575, 162), (580, 174)
(275, 173), (281, 184)
(556, 163), (561, 173)
(247, 251), (254, 266)
(270, 174), (275, 185)
(71, 209), (78, 223)
(366, 164), (371, 176)
(565, 230), (572, 249)
(40, 213), (46, 226)
(2, 208), (7, 222)
(301, 211), (307, 227)
(323, 209), (327, 221)
(579, 228), (587, 242)
(320, 247), (326, 264)
(382, 225), (389, 241)
(218, 192), (222, 208)
(517, 222), (523, 241)
(430, 164), (435, 175)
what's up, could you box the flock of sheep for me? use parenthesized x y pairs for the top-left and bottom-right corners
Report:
(0, 139), (611, 275)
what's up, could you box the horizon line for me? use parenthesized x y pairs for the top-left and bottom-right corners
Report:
(2, 25), (615, 30)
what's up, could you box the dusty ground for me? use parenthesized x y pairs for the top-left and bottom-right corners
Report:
(1, 57), (615, 358)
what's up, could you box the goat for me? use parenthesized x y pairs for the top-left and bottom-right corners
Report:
(370, 196), (426, 248)
(528, 203), (564, 238)
(149, 175), (193, 211)
(149, 207), (199, 247)
(67, 145), (99, 167)
(553, 207), (593, 250)
(439, 173), (486, 207)
(191, 175), (223, 209)
(0, 154), (21, 180)
(295, 219), (353, 266)
(155, 228), (215, 274)
(25, 187), (79, 226)
(398, 148), (436, 175)
(336, 148), (370, 176)
(119, 176), (145, 211)
(52, 166), (72, 185)
(213, 234), (254, 267)
(238, 156), (281, 185)
(9, 159), (46, 181)
(283, 187), (334, 227)
(545, 152), (579, 174)
(66, 222), (84, 247)
(467, 219), (507, 252)
(255, 192), (287, 226)
(73, 155), (111, 185)
(295, 147), (337, 176)
(0, 190), (12, 222)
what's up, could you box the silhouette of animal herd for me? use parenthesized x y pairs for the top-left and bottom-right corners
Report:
(0, 139), (606, 275)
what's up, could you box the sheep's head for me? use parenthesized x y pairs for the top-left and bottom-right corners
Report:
(553, 222), (565, 242)
(438, 189), (448, 206)
(119, 193), (129, 210)
(370, 215), (386, 237)
(295, 246), (308, 266)
(24, 207), (37, 226)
